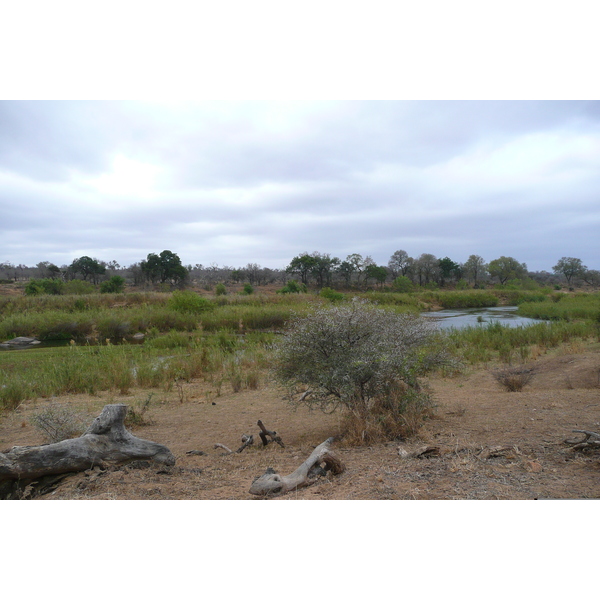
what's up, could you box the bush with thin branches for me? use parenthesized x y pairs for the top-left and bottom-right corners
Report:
(273, 298), (453, 443)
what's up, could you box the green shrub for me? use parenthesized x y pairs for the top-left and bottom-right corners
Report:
(243, 283), (254, 295)
(277, 280), (307, 294)
(320, 287), (345, 302)
(25, 278), (65, 296)
(215, 283), (227, 296)
(63, 280), (96, 295)
(392, 276), (414, 293)
(96, 317), (131, 342)
(100, 276), (126, 294)
(168, 290), (215, 314)
(145, 330), (200, 349)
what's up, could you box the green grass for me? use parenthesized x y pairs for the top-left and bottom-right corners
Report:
(445, 320), (597, 365)
(517, 292), (600, 321)
(1, 288), (598, 413)
(0, 327), (276, 412)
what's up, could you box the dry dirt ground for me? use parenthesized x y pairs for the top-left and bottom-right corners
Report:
(1, 343), (599, 500)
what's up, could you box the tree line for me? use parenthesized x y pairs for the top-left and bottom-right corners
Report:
(1, 250), (598, 293)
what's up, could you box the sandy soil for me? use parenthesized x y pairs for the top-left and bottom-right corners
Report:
(1, 342), (599, 500)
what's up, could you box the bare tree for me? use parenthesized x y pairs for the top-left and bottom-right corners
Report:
(388, 249), (413, 278)
(463, 254), (488, 286)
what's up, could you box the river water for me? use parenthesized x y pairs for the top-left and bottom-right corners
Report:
(421, 305), (545, 330)
(1, 306), (544, 350)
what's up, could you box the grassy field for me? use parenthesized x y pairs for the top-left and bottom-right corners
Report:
(2, 288), (599, 413)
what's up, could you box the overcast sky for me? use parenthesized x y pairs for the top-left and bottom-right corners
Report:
(1, 100), (599, 272)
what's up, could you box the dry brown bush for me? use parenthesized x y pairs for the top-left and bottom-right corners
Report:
(492, 366), (535, 392)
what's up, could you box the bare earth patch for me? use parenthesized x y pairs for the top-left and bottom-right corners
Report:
(2, 344), (599, 500)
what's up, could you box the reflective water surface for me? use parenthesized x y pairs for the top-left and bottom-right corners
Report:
(422, 305), (546, 330)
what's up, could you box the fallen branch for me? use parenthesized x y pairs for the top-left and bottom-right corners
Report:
(564, 430), (600, 452)
(249, 437), (344, 497)
(214, 434), (254, 455)
(397, 445), (441, 459)
(257, 420), (285, 448)
(0, 404), (175, 499)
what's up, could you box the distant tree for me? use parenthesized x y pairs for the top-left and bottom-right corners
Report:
(488, 256), (527, 285)
(388, 250), (413, 278)
(364, 264), (388, 288)
(336, 260), (356, 287)
(581, 269), (600, 287)
(415, 253), (439, 286)
(286, 253), (317, 285)
(141, 250), (187, 286)
(438, 257), (461, 287)
(463, 255), (487, 286)
(36, 261), (61, 279)
(552, 257), (587, 285)
(128, 262), (145, 286)
(231, 269), (244, 283)
(244, 263), (263, 286)
(341, 253), (375, 287)
(69, 256), (106, 284)
(310, 252), (340, 288)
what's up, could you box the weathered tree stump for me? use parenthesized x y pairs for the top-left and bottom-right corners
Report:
(249, 437), (344, 497)
(257, 420), (285, 448)
(0, 404), (175, 499)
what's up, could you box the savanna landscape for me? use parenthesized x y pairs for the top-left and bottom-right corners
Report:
(1, 278), (599, 501)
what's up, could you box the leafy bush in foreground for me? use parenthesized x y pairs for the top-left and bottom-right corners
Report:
(273, 299), (453, 443)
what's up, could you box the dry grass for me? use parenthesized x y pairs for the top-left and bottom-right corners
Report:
(2, 344), (600, 500)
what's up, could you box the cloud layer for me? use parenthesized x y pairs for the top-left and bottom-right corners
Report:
(1, 100), (599, 271)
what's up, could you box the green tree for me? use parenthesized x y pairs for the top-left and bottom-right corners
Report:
(141, 250), (188, 286)
(488, 256), (527, 285)
(438, 257), (461, 287)
(364, 264), (388, 288)
(552, 257), (587, 286)
(309, 252), (340, 288)
(69, 256), (106, 284)
(336, 260), (356, 287)
(286, 253), (317, 285)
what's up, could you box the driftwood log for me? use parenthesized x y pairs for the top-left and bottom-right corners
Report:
(249, 437), (344, 497)
(0, 404), (174, 498)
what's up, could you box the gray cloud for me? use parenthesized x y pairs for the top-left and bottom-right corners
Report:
(1, 100), (599, 272)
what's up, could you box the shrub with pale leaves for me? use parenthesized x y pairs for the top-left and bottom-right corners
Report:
(273, 299), (453, 442)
